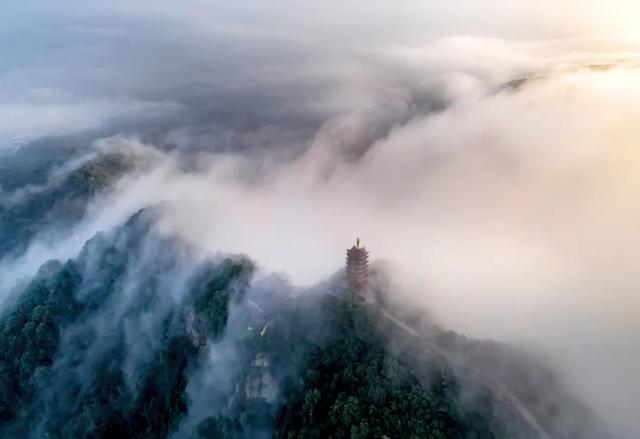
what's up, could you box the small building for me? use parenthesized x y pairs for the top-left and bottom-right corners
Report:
(346, 238), (369, 292)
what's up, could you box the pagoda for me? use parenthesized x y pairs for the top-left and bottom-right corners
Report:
(346, 238), (369, 292)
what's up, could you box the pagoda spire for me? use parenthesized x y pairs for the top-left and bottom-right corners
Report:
(346, 238), (369, 292)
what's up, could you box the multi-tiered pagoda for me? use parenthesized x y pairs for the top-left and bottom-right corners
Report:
(346, 238), (369, 292)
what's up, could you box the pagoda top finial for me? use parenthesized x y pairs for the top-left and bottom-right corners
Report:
(356, 237), (360, 248)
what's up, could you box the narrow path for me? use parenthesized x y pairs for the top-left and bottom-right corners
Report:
(379, 307), (553, 439)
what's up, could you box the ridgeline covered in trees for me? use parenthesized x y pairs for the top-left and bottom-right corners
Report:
(0, 207), (608, 438)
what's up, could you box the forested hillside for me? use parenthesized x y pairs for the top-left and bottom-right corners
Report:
(0, 137), (132, 257)
(0, 210), (608, 438)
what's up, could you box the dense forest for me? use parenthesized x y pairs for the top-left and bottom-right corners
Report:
(0, 206), (607, 438)
(0, 137), (132, 257)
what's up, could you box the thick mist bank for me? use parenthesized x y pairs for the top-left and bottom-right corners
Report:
(84, 64), (640, 437)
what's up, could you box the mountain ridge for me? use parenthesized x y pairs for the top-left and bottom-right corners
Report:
(0, 210), (610, 438)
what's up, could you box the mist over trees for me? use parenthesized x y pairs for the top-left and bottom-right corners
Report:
(0, 197), (609, 437)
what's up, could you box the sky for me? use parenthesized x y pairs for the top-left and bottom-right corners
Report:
(2, 1), (640, 437)
(2, 1), (640, 146)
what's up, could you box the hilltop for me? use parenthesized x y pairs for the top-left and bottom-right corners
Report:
(0, 210), (609, 438)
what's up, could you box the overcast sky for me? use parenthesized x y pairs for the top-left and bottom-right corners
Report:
(2, 0), (640, 147)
